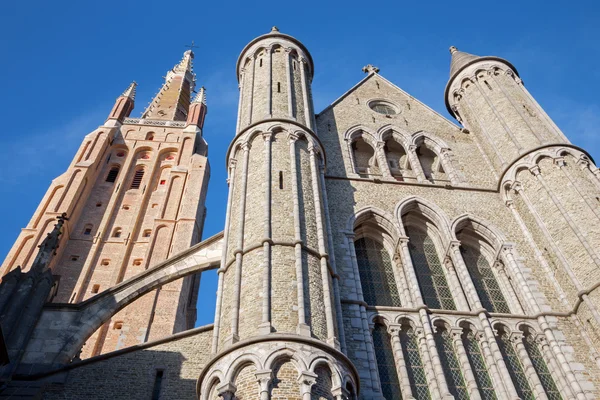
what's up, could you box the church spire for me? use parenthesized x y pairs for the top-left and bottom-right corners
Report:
(142, 50), (196, 121)
(448, 46), (481, 78)
(106, 81), (136, 123)
(186, 86), (207, 128)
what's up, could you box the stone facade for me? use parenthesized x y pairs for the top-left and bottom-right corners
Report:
(1, 27), (600, 400)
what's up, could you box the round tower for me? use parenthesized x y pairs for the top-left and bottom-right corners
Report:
(445, 46), (569, 171)
(198, 28), (358, 400)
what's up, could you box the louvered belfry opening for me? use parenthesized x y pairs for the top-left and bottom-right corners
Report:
(130, 169), (144, 189)
(106, 166), (120, 183)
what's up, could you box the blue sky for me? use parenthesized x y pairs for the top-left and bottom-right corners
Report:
(0, 0), (599, 327)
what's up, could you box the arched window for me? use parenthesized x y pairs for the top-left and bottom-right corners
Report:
(130, 168), (145, 189)
(496, 328), (534, 400)
(400, 324), (431, 399)
(106, 166), (120, 183)
(146, 132), (155, 141)
(406, 226), (456, 310)
(434, 326), (469, 399)
(112, 228), (122, 238)
(355, 237), (401, 307)
(461, 243), (510, 313)
(352, 137), (378, 177)
(83, 224), (93, 235)
(384, 138), (410, 180)
(523, 332), (562, 400)
(416, 145), (446, 182)
(462, 327), (496, 400)
(372, 324), (401, 399)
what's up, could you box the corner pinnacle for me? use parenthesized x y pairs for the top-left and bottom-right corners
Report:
(121, 81), (137, 100)
(449, 46), (458, 55)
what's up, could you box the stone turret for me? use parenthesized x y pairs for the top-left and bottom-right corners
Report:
(199, 28), (358, 400)
(445, 46), (569, 171)
(106, 82), (136, 124)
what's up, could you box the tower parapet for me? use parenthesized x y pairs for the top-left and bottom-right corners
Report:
(445, 46), (568, 171)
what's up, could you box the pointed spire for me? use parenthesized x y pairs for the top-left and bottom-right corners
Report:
(192, 86), (206, 105)
(448, 46), (481, 77)
(121, 81), (137, 100)
(271, 26), (279, 33)
(174, 50), (194, 74)
(143, 50), (196, 121)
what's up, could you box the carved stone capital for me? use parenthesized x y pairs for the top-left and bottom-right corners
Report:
(553, 157), (566, 167)
(262, 132), (273, 142)
(529, 165), (541, 176)
(509, 331), (524, 343)
(387, 324), (402, 336)
(287, 132), (300, 143)
(255, 369), (273, 391)
(297, 371), (318, 394)
(216, 382), (237, 400)
(241, 142), (252, 152)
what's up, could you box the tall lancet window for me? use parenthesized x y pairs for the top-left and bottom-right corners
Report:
(406, 226), (455, 310)
(524, 332), (562, 400)
(400, 325), (431, 400)
(497, 328), (534, 400)
(434, 326), (469, 399)
(463, 327), (497, 400)
(461, 244), (510, 313)
(355, 237), (401, 307)
(372, 324), (402, 399)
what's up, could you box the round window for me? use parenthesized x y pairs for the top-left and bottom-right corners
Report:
(369, 101), (397, 115)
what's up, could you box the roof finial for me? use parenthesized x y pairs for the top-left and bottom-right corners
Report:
(192, 86), (206, 105)
(121, 81), (137, 100)
(271, 26), (279, 33)
(449, 46), (458, 55)
(362, 64), (380, 74)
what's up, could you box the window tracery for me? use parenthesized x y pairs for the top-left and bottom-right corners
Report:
(372, 324), (402, 399)
(355, 237), (401, 307)
(406, 226), (456, 310)
(434, 326), (469, 400)
(497, 328), (534, 400)
(523, 332), (562, 400)
(400, 325), (431, 399)
(463, 328), (496, 400)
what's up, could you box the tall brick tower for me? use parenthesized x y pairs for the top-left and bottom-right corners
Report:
(0, 49), (210, 358)
(198, 27), (359, 400)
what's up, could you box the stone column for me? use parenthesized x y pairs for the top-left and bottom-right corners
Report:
(530, 165), (600, 268)
(259, 133), (272, 334)
(216, 382), (236, 400)
(443, 256), (470, 310)
(473, 76), (523, 153)
(538, 335), (575, 399)
(347, 236), (381, 392)
(299, 56), (312, 129)
(212, 160), (236, 352)
(495, 261), (525, 314)
(285, 48), (293, 119)
(289, 133), (310, 336)
(346, 140), (358, 177)
(229, 143), (251, 344)
(309, 145), (337, 346)
(407, 145), (427, 183)
(415, 325), (444, 399)
(319, 163), (346, 352)
(247, 56), (256, 125)
(388, 324), (414, 399)
(456, 88), (507, 168)
(511, 332), (548, 399)
(266, 47), (273, 117)
(255, 369), (272, 400)
(375, 141), (392, 179)
(235, 70), (245, 132)
(298, 371), (318, 400)
(452, 328), (482, 400)
(476, 329), (517, 399)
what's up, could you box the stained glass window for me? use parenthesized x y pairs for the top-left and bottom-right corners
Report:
(524, 334), (562, 400)
(434, 328), (469, 400)
(461, 245), (510, 313)
(372, 324), (402, 399)
(463, 330), (497, 400)
(497, 331), (535, 400)
(355, 237), (401, 307)
(406, 227), (456, 310)
(400, 327), (431, 400)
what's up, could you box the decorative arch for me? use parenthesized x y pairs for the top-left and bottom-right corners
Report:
(264, 347), (308, 372)
(225, 353), (263, 383)
(395, 196), (452, 243)
(451, 214), (507, 250)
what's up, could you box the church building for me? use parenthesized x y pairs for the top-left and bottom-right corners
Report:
(1, 27), (599, 399)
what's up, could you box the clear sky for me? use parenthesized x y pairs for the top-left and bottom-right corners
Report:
(1, 0), (599, 327)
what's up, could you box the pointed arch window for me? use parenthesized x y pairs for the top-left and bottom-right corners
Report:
(523, 333), (562, 400)
(372, 324), (402, 399)
(406, 227), (455, 310)
(400, 325), (431, 399)
(351, 137), (378, 177)
(461, 244), (510, 313)
(416, 145), (447, 182)
(497, 329), (535, 400)
(434, 326), (469, 399)
(355, 237), (401, 307)
(130, 168), (145, 189)
(106, 166), (120, 183)
(463, 328), (497, 400)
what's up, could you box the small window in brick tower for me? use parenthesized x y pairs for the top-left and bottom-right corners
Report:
(130, 168), (145, 189)
(113, 228), (122, 238)
(106, 166), (120, 183)
(83, 224), (93, 235)
(143, 229), (152, 238)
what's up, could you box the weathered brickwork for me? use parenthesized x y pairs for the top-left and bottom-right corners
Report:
(3, 29), (600, 400)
